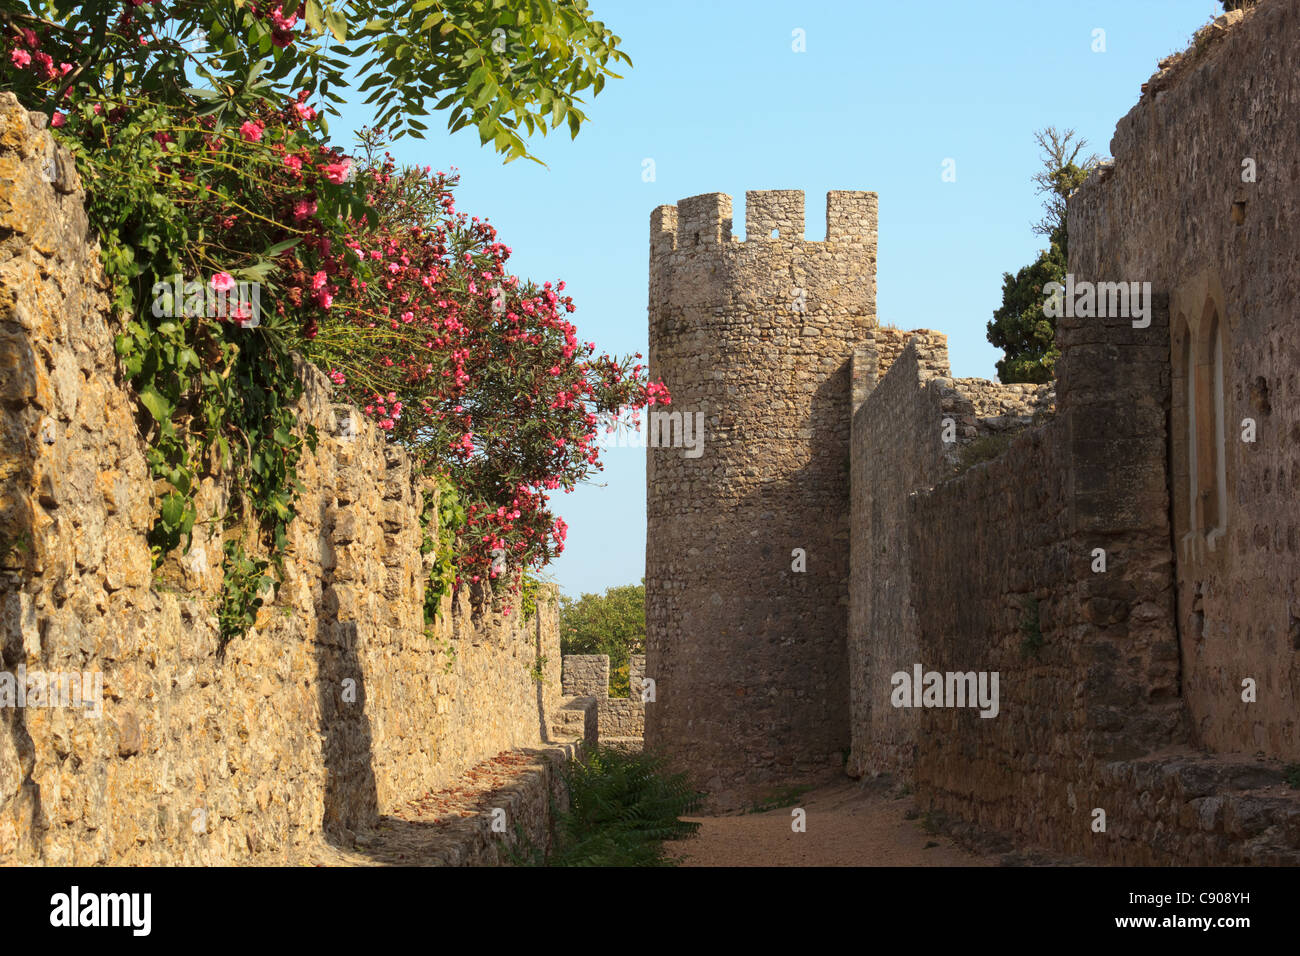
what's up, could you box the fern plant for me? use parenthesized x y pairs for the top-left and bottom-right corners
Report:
(539, 747), (704, 867)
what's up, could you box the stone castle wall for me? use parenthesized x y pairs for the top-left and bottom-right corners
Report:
(561, 654), (645, 740)
(842, 1), (1300, 864)
(0, 97), (564, 865)
(645, 189), (876, 808)
(1069, 0), (1300, 761)
(847, 331), (962, 779)
(851, 324), (1300, 863)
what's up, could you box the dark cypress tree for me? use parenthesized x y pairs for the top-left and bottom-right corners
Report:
(987, 128), (1099, 383)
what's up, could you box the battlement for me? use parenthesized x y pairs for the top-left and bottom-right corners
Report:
(650, 189), (877, 252)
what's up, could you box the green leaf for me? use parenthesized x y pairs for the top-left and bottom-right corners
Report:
(324, 7), (347, 42)
(264, 236), (303, 256)
(159, 491), (186, 529)
(139, 387), (174, 422)
(304, 0), (325, 35)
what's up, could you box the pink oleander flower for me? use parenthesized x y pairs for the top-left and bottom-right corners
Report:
(238, 120), (264, 142)
(310, 271), (328, 292)
(50, 112), (66, 128)
(293, 198), (316, 220)
(322, 160), (351, 184)
(230, 301), (256, 328)
(10, 49), (31, 68)
(293, 102), (316, 122)
(210, 272), (235, 293)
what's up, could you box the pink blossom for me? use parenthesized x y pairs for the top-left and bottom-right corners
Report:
(322, 159), (351, 184)
(230, 301), (256, 328)
(238, 120), (264, 142)
(293, 198), (317, 220)
(293, 102), (316, 122)
(10, 49), (31, 68)
(50, 112), (66, 128)
(210, 272), (236, 293)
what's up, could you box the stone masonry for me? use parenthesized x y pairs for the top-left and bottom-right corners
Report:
(645, 2), (1300, 862)
(646, 190), (877, 809)
(0, 95), (579, 864)
(561, 653), (646, 745)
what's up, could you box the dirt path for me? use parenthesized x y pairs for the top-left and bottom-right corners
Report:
(666, 779), (1002, 867)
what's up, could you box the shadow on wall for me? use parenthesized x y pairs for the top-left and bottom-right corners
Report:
(646, 357), (854, 809)
(534, 615), (551, 744)
(315, 617), (377, 843)
(0, 283), (43, 858)
(315, 478), (379, 843)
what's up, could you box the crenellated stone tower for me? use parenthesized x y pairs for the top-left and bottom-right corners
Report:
(644, 189), (877, 808)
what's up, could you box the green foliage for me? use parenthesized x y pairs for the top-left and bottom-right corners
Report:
(539, 747), (703, 866)
(559, 580), (645, 697)
(987, 127), (1100, 384)
(1019, 595), (1044, 658)
(61, 97), (336, 648)
(4, 0), (632, 647)
(216, 538), (271, 650)
(421, 474), (465, 622)
(527, 655), (548, 685)
(519, 572), (546, 621)
(8, 2), (628, 164)
(987, 239), (1066, 384)
(1284, 764), (1300, 789)
(348, 0), (631, 160)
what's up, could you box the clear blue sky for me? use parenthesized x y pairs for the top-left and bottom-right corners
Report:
(332, 0), (1224, 601)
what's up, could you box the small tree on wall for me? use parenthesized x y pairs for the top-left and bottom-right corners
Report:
(986, 127), (1100, 384)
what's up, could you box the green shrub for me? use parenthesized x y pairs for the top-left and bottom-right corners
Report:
(524, 747), (703, 867)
